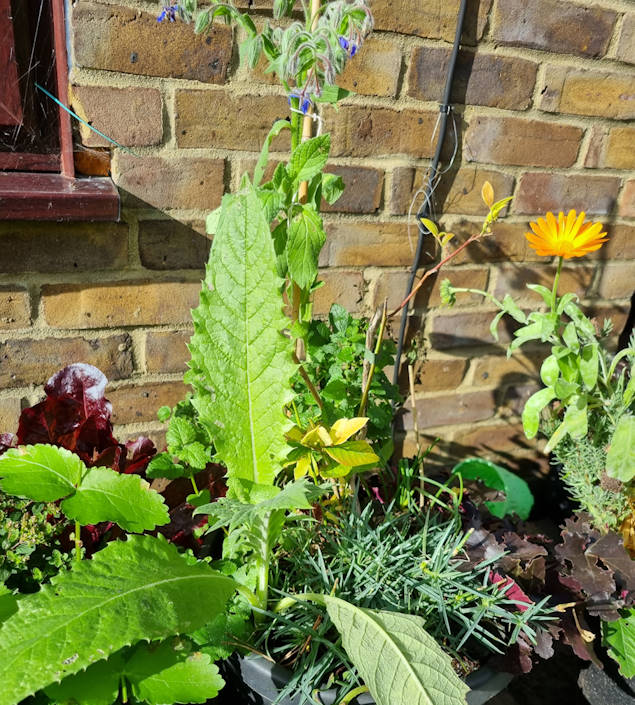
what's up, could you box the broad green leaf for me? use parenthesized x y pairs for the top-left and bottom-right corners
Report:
(188, 187), (296, 492)
(146, 452), (187, 480)
(606, 416), (635, 482)
(324, 596), (469, 705)
(206, 206), (221, 235)
(61, 466), (169, 533)
(256, 188), (286, 223)
(602, 609), (635, 678)
(287, 204), (326, 289)
(321, 172), (345, 205)
(45, 652), (125, 705)
(526, 284), (552, 306)
(324, 440), (379, 467)
(196, 478), (322, 532)
(0, 587), (18, 624)
(562, 322), (579, 352)
(564, 301), (596, 338)
(0, 535), (237, 705)
(554, 378), (579, 400)
(0, 445), (83, 501)
(329, 417), (368, 444)
(127, 640), (224, 705)
(451, 458), (534, 520)
(314, 85), (351, 103)
(544, 395), (588, 454)
(254, 119), (291, 186)
(288, 135), (330, 187)
(302, 425), (333, 448)
(579, 344), (599, 390)
(166, 416), (197, 451)
(178, 442), (210, 470)
(522, 387), (556, 438)
(540, 355), (560, 387)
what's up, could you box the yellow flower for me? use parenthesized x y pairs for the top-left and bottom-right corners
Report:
(525, 210), (608, 258)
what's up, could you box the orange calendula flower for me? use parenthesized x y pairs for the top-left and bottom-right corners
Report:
(525, 210), (608, 258)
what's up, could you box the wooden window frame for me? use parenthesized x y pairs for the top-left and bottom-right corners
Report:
(0, 0), (119, 221)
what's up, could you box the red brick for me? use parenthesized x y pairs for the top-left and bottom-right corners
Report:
(441, 221), (542, 264)
(0, 222), (128, 273)
(109, 381), (189, 425)
(619, 180), (635, 218)
(492, 263), (594, 302)
(514, 173), (621, 216)
(407, 47), (537, 110)
(73, 2), (232, 83)
(71, 85), (162, 148)
(324, 221), (434, 268)
(390, 167), (513, 216)
(145, 330), (193, 374)
(605, 127), (635, 170)
(176, 91), (290, 151)
(42, 281), (201, 329)
(338, 36), (401, 98)
(491, 0), (616, 57)
(616, 13), (635, 65)
(0, 287), (30, 329)
(115, 155), (224, 211)
(539, 66), (635, 120)
(327, 105), (437, 158)
(402, 389), (496, 430)
(450, 422), (541, 456)
(139, 220), (210, 270)
(313, 270), (364, 316)
(372, 0), (492, 44)
(428, 308), (517, 349)
(321, 166), (383, 214)
(464, 116), (582, 168)
(412, 356), (467, 393)
(0, 397), (21, 434)
(472, 350), (546, 388)
(0, 335), (134, 388)
(597, 263), (635, 300)
(599, 223), (635, 261)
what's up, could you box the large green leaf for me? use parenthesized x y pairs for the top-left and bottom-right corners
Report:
(45, 653), (124, 705)
(323, 596), (468, 705)
(602, 609), (635, 678)
(451, 458), (534, 520)
(0, 445), (83, 501)
(127, 641), (224, 705)
(61, 466), (169, 533)
(0, 535), (237, 705)
(288, 134), (330, 187)
(606, 416), (635, 483)
(287, 204), (326, 289)
(188, 186), (296, 493)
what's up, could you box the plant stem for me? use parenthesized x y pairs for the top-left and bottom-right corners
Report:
(359, 300), (387, 416)
(74, 520), (81, 565)
(120, 677), (128, 704)
(551, 256), (564, 312)
(190, 474), (199, 494)
(294, 353), (324, 409)
(341, 686), (370, 704)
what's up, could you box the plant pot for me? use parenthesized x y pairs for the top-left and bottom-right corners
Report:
(217, 654), (513, 705)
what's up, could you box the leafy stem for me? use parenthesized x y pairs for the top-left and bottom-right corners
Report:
(359, 301), (387, 417)
(551, 256), (564, 313)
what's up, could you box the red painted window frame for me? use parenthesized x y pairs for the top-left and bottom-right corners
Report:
(0, 0), (119, 220)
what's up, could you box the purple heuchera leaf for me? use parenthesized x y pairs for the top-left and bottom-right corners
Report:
(0, 433), (15, 456)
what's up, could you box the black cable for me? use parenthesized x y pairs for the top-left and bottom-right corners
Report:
(391, 0), (469, 390)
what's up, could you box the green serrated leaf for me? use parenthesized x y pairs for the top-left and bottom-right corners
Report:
(287, 205), (326, 289)
(127, 641), (224, 705)
(0, 445), (83, 501)
(323, 596), (469, 705)
(61, 466), (169, 533)
(188, 186), (297, 493)
(167, 417), (197, 452)
(602, 609), (635, 679)
(0, 535), (236, 705)
(257, 188), (285, 223)
(324, 440), (379, 467)
(45, 652), (124, 705)
(606, 416), (635, 482)
(451, 458), (534, 520)
(146, 453), (187, 480)
(254, 120), (291, 187)
(288, 135), (331, 187)
(178, 441), (210, 470)
(321, 173), (345, 205)
(206, 206), (221, 235)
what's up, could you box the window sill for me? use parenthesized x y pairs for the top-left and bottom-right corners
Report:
(0, 172), (120, 221)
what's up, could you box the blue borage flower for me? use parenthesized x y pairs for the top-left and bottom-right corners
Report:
(288, 92), (312, 115)
(157, 4), (179, 22)
(338, 35), (357, 57)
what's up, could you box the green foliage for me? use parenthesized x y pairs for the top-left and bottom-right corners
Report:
(0, 535), (236, 705)
(451, 458), (534, 520)
(293, 304), (400, 447)
(0, 445), (169, 533)
(323, 595), (469, 705)
(187, 185), (297, 498)
(602, 609), (635, 678)
(0, 493), (72, 592)
(606, 415), (635, 483)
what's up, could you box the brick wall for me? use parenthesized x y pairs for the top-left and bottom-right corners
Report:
(1, 0), (633, 474)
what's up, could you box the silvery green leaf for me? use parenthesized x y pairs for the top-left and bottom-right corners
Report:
(606, 416), (635, 482)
